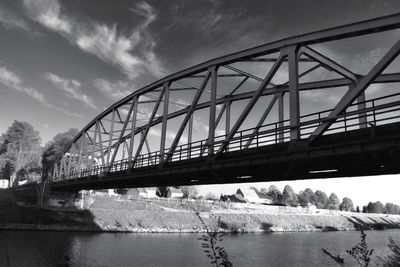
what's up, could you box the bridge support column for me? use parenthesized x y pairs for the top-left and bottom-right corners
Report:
(36, 181), (51, 208)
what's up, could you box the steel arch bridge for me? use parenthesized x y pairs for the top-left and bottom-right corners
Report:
(49, 13), (400, 191)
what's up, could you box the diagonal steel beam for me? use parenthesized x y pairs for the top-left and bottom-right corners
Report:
(244, 94), (279, 148)
(130, 89), (164, 169)
(164, 71), (211, 163)
(127, 97), (138, 162)
(301, 46), (358, 81)
(309, 38), (400, 142)
(108, 98), (136, 172)
(217, 55), (286, 155)
(224, 65), (276, 87)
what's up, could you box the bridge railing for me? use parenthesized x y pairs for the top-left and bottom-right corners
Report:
(52, 93), (400, 182)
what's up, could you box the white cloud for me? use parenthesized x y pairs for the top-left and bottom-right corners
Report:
(93, 79), (132, 101)
(23, 0), (165, 80)
(0, 66), (82, 117)
(149, 128), (188, 144)
(0, 4), (30, 32)
(23, 0), (71, 34)
(45, 72), (97, 109)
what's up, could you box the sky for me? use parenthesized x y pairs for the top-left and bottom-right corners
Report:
(0, 0), (400, 207)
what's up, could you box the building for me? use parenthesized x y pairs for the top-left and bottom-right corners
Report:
(116, 188), (148, 199)
(0, 179), (9, 188)
(236, 188), (271, 204)
(168, 187), (183, 198)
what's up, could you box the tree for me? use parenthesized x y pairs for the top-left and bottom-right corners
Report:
(385, 203), (400, 215)
(315, 190), (328, 209)
(0, 121), (42, 186)
(367, 201), (386, 214)
(325, 193), (340, 210)
(281, 185), (299, 207)
(298, 188), (317, 207)
(362, 206), (368, 213)
(41, 128), (79, 180)
(339, 197), (354, 211)
(205, 192), (217, 200)
(356, 206), (360, 213)
(181, 186), (199, 199)
(266, 185), (282, 204)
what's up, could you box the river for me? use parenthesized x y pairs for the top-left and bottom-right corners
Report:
(1, 229), (399, 266)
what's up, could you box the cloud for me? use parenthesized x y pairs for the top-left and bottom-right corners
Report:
(93, 79), (132, 101)
(0, 66), (82, 117)
(23, 0), (71, 34)
(45, 72), (97, 109)
(23, 0), (165, 80)
(0, 4), (30, 32)
(148, 128), (188, 144)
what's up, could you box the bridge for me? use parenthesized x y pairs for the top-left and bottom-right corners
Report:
(48, 13), (400, 192)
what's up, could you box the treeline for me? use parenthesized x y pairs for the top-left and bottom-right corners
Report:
(0, 120), (77, 186)
(260, 185), (400, 215)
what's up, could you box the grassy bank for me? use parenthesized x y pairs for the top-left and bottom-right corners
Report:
(1, 191), (400, 233)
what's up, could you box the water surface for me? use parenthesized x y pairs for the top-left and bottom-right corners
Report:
(1, 230), (399, 266)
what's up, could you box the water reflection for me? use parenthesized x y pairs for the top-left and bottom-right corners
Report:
(1, 230), (399, 266)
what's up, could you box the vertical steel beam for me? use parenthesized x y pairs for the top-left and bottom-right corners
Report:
(225, 102), (231, 135)
(77, 138), (84, 176)
(128, 97), (138, 162)
(285, 45), (301, 141)
(217, 55), (285, 155)
(96, 121), (105, 166)
(160, 82), (170, 161)
(164, 71), (211, 163)
(278, 92), (285, 142)
(357, 91), (367, 128)
(89, 126), (98, 170)
(309, 38), (400, 142)
(188, 115), (193, 144)
(208, 66), (218, 156)
(106, 109), (116, 165)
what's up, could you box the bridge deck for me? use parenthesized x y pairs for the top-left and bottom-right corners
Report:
(51, 122), (400, 191)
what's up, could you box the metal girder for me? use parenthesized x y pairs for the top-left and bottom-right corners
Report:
(224, 65), (276, 86)
(160, 82), (170, 160)
(309, 38), (400, 142)
(164, 71), (211, 163)
(208, 66), (218, 156)
(300, 46), (358, 81)
(127, 97), (138, 162)
(217, 55), (286, 155)
(244, 94), (279, 148)
(108, 98), (136, 171)
(283, 45), (301, 141)
(130, 89), (164, 168)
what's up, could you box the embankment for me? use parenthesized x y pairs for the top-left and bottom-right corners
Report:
(0, 189), (400, 233)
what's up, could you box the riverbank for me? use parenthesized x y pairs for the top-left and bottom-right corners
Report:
(1, 191), (400, 233)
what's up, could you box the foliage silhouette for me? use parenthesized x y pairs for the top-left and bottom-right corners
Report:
(378, 237), (400, 267)
(322, 230), (374, 266)
(194, 211), (233, 267)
